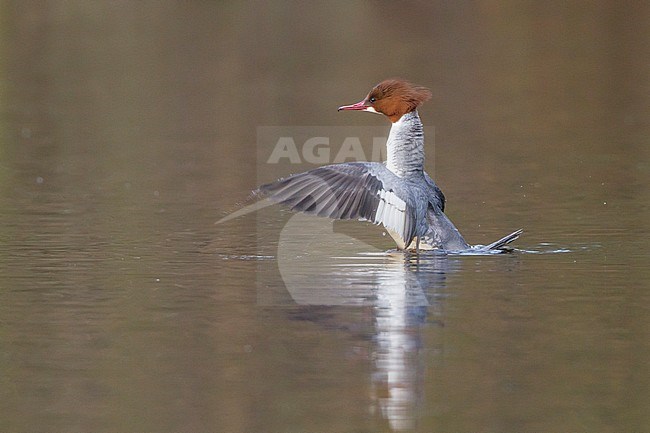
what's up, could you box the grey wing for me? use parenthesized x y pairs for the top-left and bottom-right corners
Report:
(424, 171), (445, 212)
(422, 171), (469, 250)
(258, 162), (417, 248)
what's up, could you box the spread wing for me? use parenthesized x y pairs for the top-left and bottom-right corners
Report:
(257, 162), (417, 248)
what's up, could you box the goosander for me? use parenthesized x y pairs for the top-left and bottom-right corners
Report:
(258, 79), (521, 252)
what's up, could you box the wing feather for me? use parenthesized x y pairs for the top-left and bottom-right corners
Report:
(258, 163), (417, 248)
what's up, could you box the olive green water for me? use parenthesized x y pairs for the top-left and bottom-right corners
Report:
(0, 2), (648, 432)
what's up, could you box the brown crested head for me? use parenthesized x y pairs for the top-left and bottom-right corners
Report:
(338, 78), (432, 122)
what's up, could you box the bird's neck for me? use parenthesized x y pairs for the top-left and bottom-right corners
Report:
(385, 110), (425, 177)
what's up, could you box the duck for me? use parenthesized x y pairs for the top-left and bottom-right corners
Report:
(258, 79), (521, 252)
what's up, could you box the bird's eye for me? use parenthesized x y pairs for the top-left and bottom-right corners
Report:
(369, 97), (376, 103)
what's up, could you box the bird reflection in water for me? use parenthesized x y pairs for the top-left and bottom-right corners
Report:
(370, 254), (450, 431)
(272, 214), (459, 430)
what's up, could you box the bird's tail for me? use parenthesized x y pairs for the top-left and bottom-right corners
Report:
(482, 229), (523, 251)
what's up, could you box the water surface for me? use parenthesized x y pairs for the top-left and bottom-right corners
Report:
(1, 2), (649, 432)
